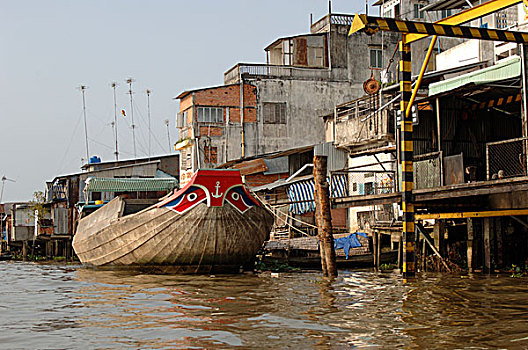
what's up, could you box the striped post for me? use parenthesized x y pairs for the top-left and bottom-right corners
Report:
(399, 40), (415, 278)
(350, 14), (528, 44)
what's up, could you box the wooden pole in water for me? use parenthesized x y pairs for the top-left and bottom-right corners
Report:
(483, 218), (491, 273)
(313, 155), (338, 277)
(372, 232), (378, 270)
(467, 218), (474, 272)
(496, 218), (503, 267)
(376, 230), (381, 270)
(22, 240), (28, 261)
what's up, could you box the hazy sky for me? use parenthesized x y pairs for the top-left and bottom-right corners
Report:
(0, 0), (374, 202)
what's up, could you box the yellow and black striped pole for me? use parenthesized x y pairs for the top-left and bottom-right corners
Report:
(399, 39), (415, 277)
(349, 14), (528, 44)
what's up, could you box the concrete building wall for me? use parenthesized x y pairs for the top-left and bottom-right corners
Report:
(346, 31), (400, 84)
(252, 78), (362, 155)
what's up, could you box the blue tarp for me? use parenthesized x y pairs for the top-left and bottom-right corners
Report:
(334, 232), (368, 259)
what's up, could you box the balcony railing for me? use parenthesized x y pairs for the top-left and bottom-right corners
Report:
(487, 137), (528, 180)
(224, 63), (331, 84)
(310, 13), (355, 33)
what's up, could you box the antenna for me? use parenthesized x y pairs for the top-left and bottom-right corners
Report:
(146, 89), (152, 160)
(79, 85), (90, 164)
(111, 82), (119, 161)
(0, 176), (16, 203)
(164, 119), (171, 154)
(126, 77), (137, 158)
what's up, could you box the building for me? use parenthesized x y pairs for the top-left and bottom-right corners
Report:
(327, 1), (528, 272)
(175, 12), (400, 186)
(27, 154), (181, 259)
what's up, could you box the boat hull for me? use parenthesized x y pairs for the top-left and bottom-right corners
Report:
(72, 197), (274, 272)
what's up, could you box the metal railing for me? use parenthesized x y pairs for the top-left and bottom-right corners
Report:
(224, 63), (331, 84)
(487, 137), (527, 180)
(310, 14), (355, 33)
(332, 166), (397, 196)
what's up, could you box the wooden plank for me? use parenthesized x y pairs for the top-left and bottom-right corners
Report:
(233, 158), (268, 176)
(332, 192), (400, 208)
(332, 178), (528, 209)
(416, 209), (528, 220)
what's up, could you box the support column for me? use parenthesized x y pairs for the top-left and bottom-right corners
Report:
(400, 40), (415, 278)
(372, 231), (379, 269)
(397, 235), (403, 270)
(376, 230), (381, 270)
(467, 218), (474, 272)
(496, 218), (503, 267)
(22, 240), (28, 261)
(483, 218), (491, 273)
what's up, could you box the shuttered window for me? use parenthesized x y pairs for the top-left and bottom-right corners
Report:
(204, 146), (218, 164)
(197, 107), (223, 123)
(263, 102), (286, 124)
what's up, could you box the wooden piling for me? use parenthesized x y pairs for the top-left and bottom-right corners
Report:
(467, 218), (474, 272)
(433, 220), (445, 256)
(496, 218), (503, 267)
(22, 240), (28, 261)
(313, 155), (337, 277)
(483, 218), (491, 273)
(397, 235), (402, 270)
(372, 232), (378, 270)
(377, 231), (381, 270)
(422, 237), (426, 272)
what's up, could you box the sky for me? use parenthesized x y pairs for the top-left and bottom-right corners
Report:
(0, 0), (375, 202)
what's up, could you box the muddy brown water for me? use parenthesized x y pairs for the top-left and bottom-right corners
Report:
(1, 261), (527, 349)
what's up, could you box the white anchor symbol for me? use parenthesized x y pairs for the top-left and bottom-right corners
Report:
(211, 181), (223, 198)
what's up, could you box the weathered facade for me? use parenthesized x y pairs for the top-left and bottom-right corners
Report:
(175, 13), (400, 186)
(328, 1), (528, 272)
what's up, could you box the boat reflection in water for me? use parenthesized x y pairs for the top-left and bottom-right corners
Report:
(73, 170), (274, 273)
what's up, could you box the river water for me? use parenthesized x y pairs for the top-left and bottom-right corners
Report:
(1, 262), (527, 349)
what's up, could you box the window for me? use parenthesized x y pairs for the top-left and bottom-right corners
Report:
(414, 4), (425, 19)
(263, 102), (286, 124)
(283, 40), (293, 65)
(176, 111), (186, 128)
(440, 9), (452, 19)
(197, 107), (223, 123)
(496, 11), (508, 29)
(204, 146), (217, 164)
(369, 49), (383, 69)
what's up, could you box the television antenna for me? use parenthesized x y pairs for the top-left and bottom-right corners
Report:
(0, 176), (16, 203)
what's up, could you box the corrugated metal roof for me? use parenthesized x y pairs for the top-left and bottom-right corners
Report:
(263, 157), (289, 175)
(314, 142), (348, 171)
(84, 177), (178, 193)
(429, 56), (520, 97)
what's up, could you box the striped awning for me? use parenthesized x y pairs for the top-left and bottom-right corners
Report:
(288, 175), (348, 215)
(84, 177), (178, 193)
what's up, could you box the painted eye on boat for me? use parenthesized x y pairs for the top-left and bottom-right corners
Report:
(187, 193), (198, 201)
(231, 192), (240, 201)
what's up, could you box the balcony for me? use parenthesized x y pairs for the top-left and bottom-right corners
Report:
(224, 63), (331, 84)
(334, 94), (395, 152)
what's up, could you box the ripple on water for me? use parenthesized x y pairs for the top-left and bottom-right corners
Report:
(1, 262), (528, 349)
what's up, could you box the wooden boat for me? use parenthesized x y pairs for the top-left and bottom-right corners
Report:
(72, 170), (274, 273)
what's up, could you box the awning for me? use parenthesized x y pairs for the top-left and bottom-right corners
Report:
(84, 177), (178, 193)
(429, 57), (520, 97)
(288, 175), (348, 215)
